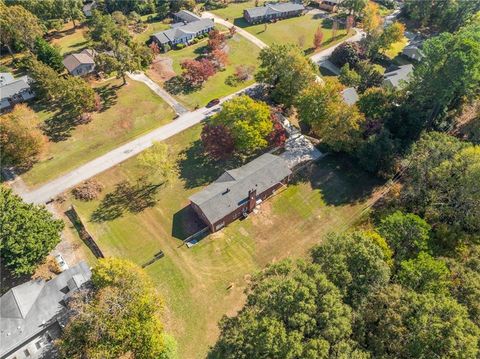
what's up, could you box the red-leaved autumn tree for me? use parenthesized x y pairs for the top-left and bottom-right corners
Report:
(201, 124), (235, 160)
(208, 29), (226, 51)
(181, 58), (216, 86)
(267, 114), (287, 147)
(210, 48), (229, 69)
(313, 26), (324, 49)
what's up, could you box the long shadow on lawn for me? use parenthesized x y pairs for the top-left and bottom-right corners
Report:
(91, 178), (163, 222)
(291, 154), (383, 206)
(96, 82), (120, 112)
(178, 140), (242, 189)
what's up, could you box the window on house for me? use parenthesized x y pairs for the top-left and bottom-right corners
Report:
(24, 349), (30, 357)
(35, 341), (42, 349)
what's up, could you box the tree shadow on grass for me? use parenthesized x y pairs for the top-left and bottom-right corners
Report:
(41, 110), (84, 142)
(90, 178), (163, 222)
(164, 75), (199, 95)
(178, 140), (227, 189)
(291, 154), (384, 206)
(95, 82), (120, 112)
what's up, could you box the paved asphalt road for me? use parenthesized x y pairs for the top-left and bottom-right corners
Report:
(21, 84), (257, 204)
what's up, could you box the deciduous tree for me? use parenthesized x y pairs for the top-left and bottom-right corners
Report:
(255, 44), (317, 106)
(138, 142), (177, 182)
(58, 258), (176, 359)
(313, 26), (324, 49)
(311, 231), (391, 307)
(210, 95), (273, 153)
(330, 42), (362, 68)
(211, 260), (364, 358)
(201, 124), (235, 160)
(180, 58), (216, 87)
(0, 187), (64, 276)
(297, 79), (365, 153)
(378, 211), (431, 261)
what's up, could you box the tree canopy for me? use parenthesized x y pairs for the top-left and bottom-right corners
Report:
(210, 259), (366, 359)
(59, 258), (176, 359)
(255, 44), (317, 106)
(0, 187), (64, 276)
(297, 79), (365, 153)
(0, 105), (46, 168)
(208, 95), (273, 154)
(311, 231), (391, 307)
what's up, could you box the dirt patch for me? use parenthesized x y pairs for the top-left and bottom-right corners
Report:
(149, 55), (176, 82)
(250, 201), (274, 228)
(119, 118), (133, 131)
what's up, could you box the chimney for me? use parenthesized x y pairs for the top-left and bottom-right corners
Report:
(247, 189), (256, 212)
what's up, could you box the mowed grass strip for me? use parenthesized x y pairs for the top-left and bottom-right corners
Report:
(212, 4), (353, 53)
(50, 22), (90, 55)
(22, 78), (176, 187)
(61, 124), (382, 359)
(150, 32), (260, 109)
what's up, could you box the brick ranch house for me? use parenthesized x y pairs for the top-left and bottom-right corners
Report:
(189, 153), (292, 232)
(243, 2), (305, 24)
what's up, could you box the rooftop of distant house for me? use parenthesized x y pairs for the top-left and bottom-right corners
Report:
(62, 49), (96, 73)
(0, 262), (91, 358)
(383, 64), (414, 88)
(189, 153), (291, 224)
(244, 2), (305, 18)
(0, 72), (32, 99)
(151, 18), (214, 45)
(341, 87), (359, 105)
(174, 9), (202, 23)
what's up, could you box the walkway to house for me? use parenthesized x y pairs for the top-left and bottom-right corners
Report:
(201, 12), (269, 49)
(280, 117), (323, 169)
(127, 71), (189, 115)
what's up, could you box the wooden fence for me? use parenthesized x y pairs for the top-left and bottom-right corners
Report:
(65, 206), (105, 259)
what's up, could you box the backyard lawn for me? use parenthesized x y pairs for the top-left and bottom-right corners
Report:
(22, 78), (176, 187)
(59, 124), (383, 359)
(212, 3), (353, 53)
(148, 31), (261, 109)
(50, 22), (90, 55)
(134, 18), (171, 44)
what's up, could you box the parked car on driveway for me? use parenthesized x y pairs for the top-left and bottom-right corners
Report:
(54, 254), (69, 272)
(206, 98), (220, 108)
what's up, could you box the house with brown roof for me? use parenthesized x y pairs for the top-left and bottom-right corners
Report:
(189, 153), (292, 232)
(62, 49), (96, 76)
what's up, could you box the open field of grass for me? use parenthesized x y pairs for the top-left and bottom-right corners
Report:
(21, 78), (176, 187)
(50, 22), (90, 55)
(149, 32), (260, 109)
(212, 4), (353, 53)
(59, 124), (383, 359)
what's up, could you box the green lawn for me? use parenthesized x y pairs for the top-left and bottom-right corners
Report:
(134, 19), (171, 44)
(150, 32), (260, 109)
(51, 23), (90, 55)
(59, 124), (382, 359)
(212, 4), (353, 53)
(22, 78), (176, 187)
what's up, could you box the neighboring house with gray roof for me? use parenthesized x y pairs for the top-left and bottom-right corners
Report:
(189, 153), (292, 232)
(173, 10), (202, 23)
(62, 49), (96, 76)
(243, 2), (305, 24)
(82, 1), (96, 17)
(0, 73), (35, 112)
(151, 18), (214, 50)
(341, 87), (359, 105)
(402, 44), (424, 61)
(0, 262), (91, 359)
(383, 64), (414, 89)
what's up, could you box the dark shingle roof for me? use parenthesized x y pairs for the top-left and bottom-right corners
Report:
(174, 10), (202, 23)
(0, 262), (91, 357)
(245, 2), (305, 18)
(189, 153), (291, 224)
(62, 49), (95, 73)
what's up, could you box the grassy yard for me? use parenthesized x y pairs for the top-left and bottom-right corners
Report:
(134, 18), (171, 44)
(59, 124), (383, 359)
(212, 3), (353, 53)
(50, 22), (90, 55)
(21, 78), (176, 187)
(149, 32), (260, 109)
